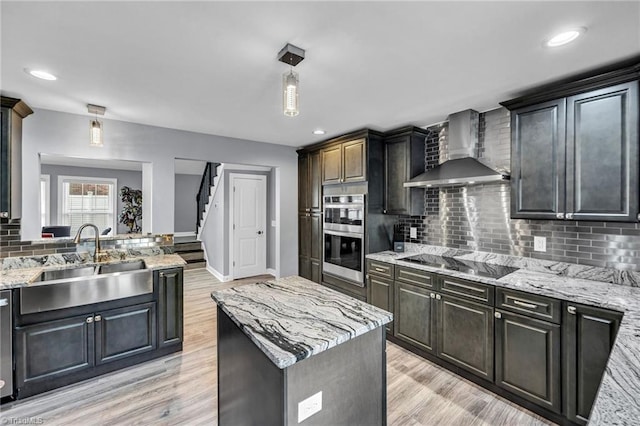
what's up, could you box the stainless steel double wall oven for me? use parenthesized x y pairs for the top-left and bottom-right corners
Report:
(322, 194), (365, 285)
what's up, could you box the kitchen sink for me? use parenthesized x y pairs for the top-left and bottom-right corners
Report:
(37, 265), (96, 281)
(98, 260), (146, 274)
(22, 263), (152, 315)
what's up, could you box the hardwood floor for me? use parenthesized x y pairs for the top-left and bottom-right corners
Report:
(1, 270), (553, 425)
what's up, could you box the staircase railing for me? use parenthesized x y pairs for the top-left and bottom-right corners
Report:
(196, 162), (220, 231)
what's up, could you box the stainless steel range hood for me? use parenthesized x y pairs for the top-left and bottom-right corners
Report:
(404, 109), (509, 188)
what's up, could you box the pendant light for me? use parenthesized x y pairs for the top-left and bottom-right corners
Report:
(277, 43), (305, 117)
(87, 104), (106, 147)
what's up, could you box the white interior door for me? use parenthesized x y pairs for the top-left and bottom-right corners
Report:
(231, 174), (267, 279)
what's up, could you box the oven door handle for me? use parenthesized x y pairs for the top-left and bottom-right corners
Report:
(323, 229), (364, 239)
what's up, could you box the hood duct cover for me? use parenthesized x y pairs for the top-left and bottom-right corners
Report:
(404, 109), (509, 188)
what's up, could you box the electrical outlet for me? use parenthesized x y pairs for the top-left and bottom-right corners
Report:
(271, 220), (276, 227)
(410, 227), (417, 239)
(298, 391), (322, 423)
(534, 236), (547, 252)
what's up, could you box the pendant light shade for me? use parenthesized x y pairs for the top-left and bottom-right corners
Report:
(90, 119), (103, 147)
(87, 104), (106, 147)
(283, 69), (300, 117)
(277, 43), (305, 117)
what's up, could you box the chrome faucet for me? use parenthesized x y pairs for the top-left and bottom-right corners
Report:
(73, 223), (101, 262)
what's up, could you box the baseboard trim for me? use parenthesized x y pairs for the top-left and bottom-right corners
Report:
(207, 265), (232, 282)
(174, 231), (197, 238)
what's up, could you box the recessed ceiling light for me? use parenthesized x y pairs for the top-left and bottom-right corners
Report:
(545, 28), (586, 47)
(24, 68), (57, 80)
(312, 129), (326, 135)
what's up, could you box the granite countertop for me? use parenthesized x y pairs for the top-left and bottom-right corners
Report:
(211, 275), (393, 369)
(0, 253), (186, 290)
(366, 245), (640, 426)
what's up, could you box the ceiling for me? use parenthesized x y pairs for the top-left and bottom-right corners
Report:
(2, 1), (639, 148)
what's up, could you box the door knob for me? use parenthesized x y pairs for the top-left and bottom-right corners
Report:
(257, 231), (263, 235)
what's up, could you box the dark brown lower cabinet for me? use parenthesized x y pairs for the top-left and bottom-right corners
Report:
(367, 274), (394, 333)
(15, 314), (95, 389)
(564, 303), (623, 425)
(157, 268), (184, 347)
(298, 213), (321, 283)
(394, 281), (435, 354)
(495, 310), (561, 413)
(437, 295), (494, 381)
(95, 303), (157, 365)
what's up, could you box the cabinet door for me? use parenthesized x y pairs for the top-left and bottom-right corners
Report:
(394, 282), (435, 354)
(310, 213), (322, 262)
(95, 302), (157, 365)
(15, 315), (95, 388)
(564, 304), (622, 425)
(322, 145), (342, 184)
(384, 137), (409, 214)
(158, 268), (184, 347)
(0, 107), (9, 217)
(511, 99), (566, 219)
(437, 295), (494, 381)
(299, 257), (311, 281)
(299, 214), (311, 259)
(343, 139), (366, 183)
(367, 275), (393, 334)
(495, 310), (561, 413)
(298, 155), (309, 212)
(566, 82), (639, 222)
(310, 260), (321, 284)
(308, 151), (322, 211)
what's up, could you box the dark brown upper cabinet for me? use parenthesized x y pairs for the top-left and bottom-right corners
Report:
(1, 96), (33, 220)
(503, 59), (640, 222)
(383, 127), (429, 216)
(298, 150), (322, 213)
(322, 138), (366, 185)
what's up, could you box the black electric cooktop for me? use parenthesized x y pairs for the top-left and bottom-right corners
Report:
(401, 254), (519, 279)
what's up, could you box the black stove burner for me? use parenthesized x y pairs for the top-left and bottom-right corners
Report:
(401, 254), (519, 279)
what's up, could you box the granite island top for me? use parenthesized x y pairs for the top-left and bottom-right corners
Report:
(211, 275), (393, 369)
(367, 244), (640, 426)
(0, 252), (186, 290)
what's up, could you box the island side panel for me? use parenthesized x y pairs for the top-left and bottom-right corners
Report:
(217, 307), (285, 426)
(284, 327), (386, 426)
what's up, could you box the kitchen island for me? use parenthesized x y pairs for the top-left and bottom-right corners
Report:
(211, 276), (392, 426)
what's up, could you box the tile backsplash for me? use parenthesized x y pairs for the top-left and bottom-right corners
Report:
(397, 107), (640, 272)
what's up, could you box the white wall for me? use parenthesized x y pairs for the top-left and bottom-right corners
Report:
(21, 108), (299, 277)
(202, 173), (226, 278)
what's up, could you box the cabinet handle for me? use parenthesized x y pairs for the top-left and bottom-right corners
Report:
(383, 209), (387, 214)
(94, 315), (102, 322)
(0, 299), (8, 307)
(375, 267), (385, 272)
(494, 311), (502, 319)
(0, 212), (8, 218)
(306, 208), (310, 212)
(430, 293), (436, 299)
(86, 317), (94, 324)
(567, 306), (577, 315)
(435, 294), (441, 300)
(556, 213), (565, 219)
(513, 299), (538, 310)
(566, 213), (574, 220)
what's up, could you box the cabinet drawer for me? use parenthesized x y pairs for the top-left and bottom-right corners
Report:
(366, 260), (394, 279)
(496, 288), (561, 324)
(439, 276), (494, 305)
(395, 266), (434, 289)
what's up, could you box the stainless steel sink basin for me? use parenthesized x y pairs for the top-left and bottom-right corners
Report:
(22, 264), (152, 315)
(37, 265), (96, 281)
(98, 260), (146, 274)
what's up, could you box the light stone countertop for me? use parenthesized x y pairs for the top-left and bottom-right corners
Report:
(211, 275), (393, 369)
(0, 253), (186, 290)
(366, 244), (640, 426)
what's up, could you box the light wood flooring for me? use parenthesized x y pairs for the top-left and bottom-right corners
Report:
(1, 269), (554, 425)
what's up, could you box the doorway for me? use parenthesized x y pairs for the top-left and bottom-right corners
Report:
(229, 173), (267, 279)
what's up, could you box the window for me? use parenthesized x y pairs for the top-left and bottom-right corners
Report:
(40, 175), (50, 228)
(58, 176), (117, 236)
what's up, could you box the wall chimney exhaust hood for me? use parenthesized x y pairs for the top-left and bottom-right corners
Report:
(404, 109), (509, 188)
